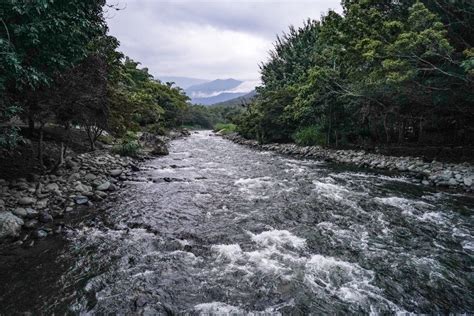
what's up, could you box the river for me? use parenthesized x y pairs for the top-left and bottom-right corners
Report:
(0, 131), (473, 314)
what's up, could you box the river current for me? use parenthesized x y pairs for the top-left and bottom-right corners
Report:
(1, 131), (473, 314)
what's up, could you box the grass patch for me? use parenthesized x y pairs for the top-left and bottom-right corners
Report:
(112, 131), (142, 157)
(214, 123), (237, 135)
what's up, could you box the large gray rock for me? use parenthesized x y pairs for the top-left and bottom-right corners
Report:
(140, 132), (169, 156)
(0, 212), (24, 239)
(151, 142), (169, 156)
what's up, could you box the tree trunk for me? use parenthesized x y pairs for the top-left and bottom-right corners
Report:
(383, 114), (390, 143)
(398, 120), (404, 144)
(38, 125), (44, 169)
(28, 116), (35, 137)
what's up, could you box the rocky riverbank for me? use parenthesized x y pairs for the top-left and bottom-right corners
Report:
(223, 133), (474, 192)
(0, 129), (190, 245)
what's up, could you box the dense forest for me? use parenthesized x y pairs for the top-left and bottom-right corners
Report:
(0, 1), (191, 165)
(236, 0), (473, 148)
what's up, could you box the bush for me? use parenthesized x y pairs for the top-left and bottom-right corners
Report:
(214, 123), (237, 135)
(97, 134), (115, 145)
(145, 123), (167, 136)
(112, 131), (142, 157)
(293, 126), (325, 146)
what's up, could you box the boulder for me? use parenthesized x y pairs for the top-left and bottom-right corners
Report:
(151, 142), (169, 156)
(0, 212), (24, 239)
(464, 177), (473, 187)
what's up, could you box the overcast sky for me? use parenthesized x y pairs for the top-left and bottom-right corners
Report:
(106, 0), (342, 81)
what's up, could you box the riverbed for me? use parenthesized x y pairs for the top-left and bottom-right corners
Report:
(1, 131), (473, 314)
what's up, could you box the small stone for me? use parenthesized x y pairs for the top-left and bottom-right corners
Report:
(84, 173), (97, 181)
(18, 197), (37, 206)
(108, 183), (117, 191)
(25, 208), (38, 219)
(74, 183), (91, 193)
(464, 177), (473, 187)
(12, 207), (28, 217)
(36, 198), (49, 209)
(38, 211), (53, 223)
(95, 191), (108, 198)
(45, 183), (60, 192)
(24, 219), (38, 229)
(421, 180), (430, 186)
(109, 169), (123, 177)
(448, 178), (457, 186)
(96, 182), (111, 191)
(34, 229), (48, 239)
(65, 207), (74, 213)
(74, 195), (89, 205)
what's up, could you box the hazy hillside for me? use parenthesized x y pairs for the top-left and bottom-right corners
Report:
(211, 90), (257, 108)
(185, 79), (257, 105)
(159, 76), (209, 89)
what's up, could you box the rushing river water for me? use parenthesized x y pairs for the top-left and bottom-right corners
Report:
(1, 131), (473, 314)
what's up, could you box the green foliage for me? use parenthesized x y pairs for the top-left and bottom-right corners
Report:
(238, 1), (474, 147)
(293, 126), (326, 147)
(112, 132), (141, 157)
(214, 123), (237, 135)
(108, 58), (190, 136)
(182, 104), (243, 130)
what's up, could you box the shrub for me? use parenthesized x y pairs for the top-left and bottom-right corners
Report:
(214, 123), (237, 135)
(112, 131), (141, 157)
(97, 134), (115, 145)
(293, 126), (326, 146)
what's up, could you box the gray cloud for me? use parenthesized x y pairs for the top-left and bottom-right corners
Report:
(106, 0), (341, 80)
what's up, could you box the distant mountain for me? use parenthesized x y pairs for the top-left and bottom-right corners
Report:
(211, 90), (257, 108)
(159, 76), (209, 89)
(185, 79), (257, 105)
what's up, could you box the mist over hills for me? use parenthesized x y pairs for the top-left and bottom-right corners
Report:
(184, 78), (258, 105)
(158, 76), (209, 89)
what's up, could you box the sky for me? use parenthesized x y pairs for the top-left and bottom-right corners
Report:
(105, 0), (342, 81)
